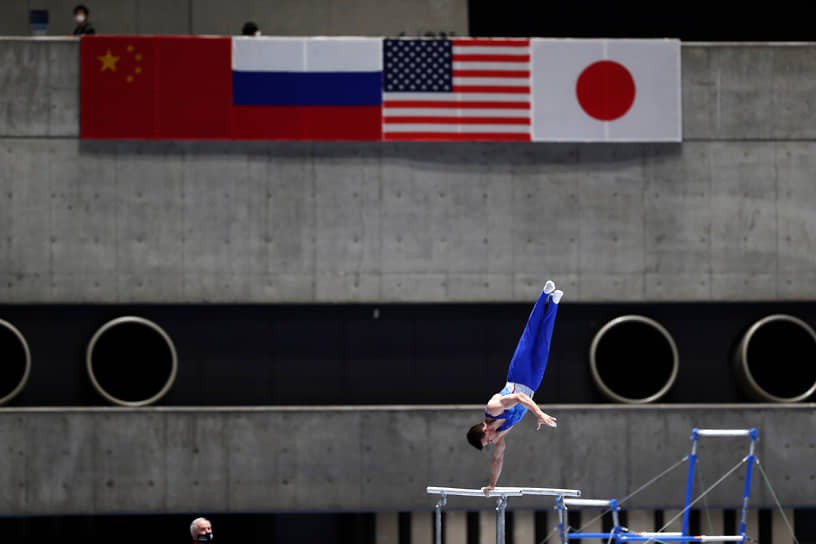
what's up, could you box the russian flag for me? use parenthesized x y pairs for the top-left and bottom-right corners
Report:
(231, 37), (383, 140)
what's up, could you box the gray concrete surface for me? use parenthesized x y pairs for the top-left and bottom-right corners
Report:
(0, 0), (467, 37)
(0, 405), (813, 515)
(3, 40), (816, 303)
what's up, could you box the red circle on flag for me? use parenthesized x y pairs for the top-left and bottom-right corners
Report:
(576, 60), (636, 121)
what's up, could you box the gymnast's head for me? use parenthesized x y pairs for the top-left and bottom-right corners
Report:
(467, 423), (484, 450)
(467, 421), (498, 450)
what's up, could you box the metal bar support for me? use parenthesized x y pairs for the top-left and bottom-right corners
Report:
(496, 495), (507, 544)
(434, 493), (446, 544)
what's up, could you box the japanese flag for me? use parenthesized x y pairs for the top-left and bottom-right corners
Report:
(532, 39), (681, 142)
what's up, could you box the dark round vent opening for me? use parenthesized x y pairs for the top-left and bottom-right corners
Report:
(736, 314), (816, 402)
(87, 317), (177, 406)
(590, 315), (678, 403)
(0, 320), (31, 404)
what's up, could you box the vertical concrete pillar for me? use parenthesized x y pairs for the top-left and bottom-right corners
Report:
(375, 512), (399, 544)
(513, 510), (535, 544)
(662, 510), (683, 531)
(771, 509), (795, 544)
(446, 511), (467, 544)
(745, 509), (759, 541)
(583, 510), (603, 535)
(626, 510), (652, 532)
(412, 511), (433, 544)
(480, 510), (497, 544)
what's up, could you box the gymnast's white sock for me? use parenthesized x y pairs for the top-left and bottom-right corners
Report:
(543, 280), (555, 294)
(551, 289), (563, 304)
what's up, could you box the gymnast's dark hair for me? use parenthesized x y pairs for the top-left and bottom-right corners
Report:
(74, 4), (89, 15)
(466, 423), (484, 450)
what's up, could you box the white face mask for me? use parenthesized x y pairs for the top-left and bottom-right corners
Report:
(254, 30), (261, 36)
(75, 14), (86, 24)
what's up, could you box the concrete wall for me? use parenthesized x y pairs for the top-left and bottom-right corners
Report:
(3, 41), (816, 303)
(0, 0), (467, 37)
(0, 405), (813, 515)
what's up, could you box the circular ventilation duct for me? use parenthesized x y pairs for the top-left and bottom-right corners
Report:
(733, 314), (816, 403)
(589, 315), (679, 403)
(86, 316), (178, 406)
(0, 319), (31, 405)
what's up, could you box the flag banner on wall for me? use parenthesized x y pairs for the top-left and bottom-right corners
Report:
(80, 36), (382, 140)
(382, 38), (531, 141)
(531, 39), (681, 142)
(231, 37), (383, 139)
(80, 36), (233, 139)
(80, 36), (680, 142)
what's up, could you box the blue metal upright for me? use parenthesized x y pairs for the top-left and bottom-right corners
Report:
(737, 429), (759, 540)
(682, 429), (759, 544)
(681, 429), (700, 544)
(556, 428), (759, 544)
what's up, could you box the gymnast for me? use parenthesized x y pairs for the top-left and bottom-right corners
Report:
(466, 280), (562, 495)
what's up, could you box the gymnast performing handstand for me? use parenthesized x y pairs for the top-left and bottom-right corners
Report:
(466, 280), (562, 494)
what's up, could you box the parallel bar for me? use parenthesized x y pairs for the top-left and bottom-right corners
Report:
(563, 498), (614, 507)
(506, 487), (582, 497)
(427, 487), (522, 497)
(695, 430), (753, 437)
(426, 486), (581, 498)
(619, 536), (745, 542)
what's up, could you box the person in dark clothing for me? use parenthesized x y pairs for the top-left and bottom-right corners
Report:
(241, 21), (261, 36)
(72, 4), (95, 35)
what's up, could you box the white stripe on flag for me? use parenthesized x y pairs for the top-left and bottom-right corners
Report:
(383, 93), (531, 102)
(384, 124), (530, 133)
(452, 77), (529, 86)
(452, 46), (532, 55)
(232, 36), (382, 72)
(305, 37), (382, 71)
(452, 61), (530, 71)
(232, 37), (304, 71)
(383, 108), (531, 117)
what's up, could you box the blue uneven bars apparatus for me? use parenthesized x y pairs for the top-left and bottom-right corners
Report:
(557, 428), (759, 544)
(426, 485), (582, 544)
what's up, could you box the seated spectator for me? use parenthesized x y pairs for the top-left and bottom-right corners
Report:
(72, 4), (95, 35)
(241, 21), (261, 36)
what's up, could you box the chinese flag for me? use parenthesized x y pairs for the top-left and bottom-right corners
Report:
(80, 36), (157, 138)
(80, 36), (231, 139)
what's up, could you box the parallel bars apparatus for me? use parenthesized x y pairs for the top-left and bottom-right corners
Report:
(556, 428), (759, 544)
(426, 486), (582, 544)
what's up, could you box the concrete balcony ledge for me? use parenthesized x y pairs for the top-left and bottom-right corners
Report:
(1, 404), (813, 515)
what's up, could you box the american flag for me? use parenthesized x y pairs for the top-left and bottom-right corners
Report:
(382, 38), (531, 141)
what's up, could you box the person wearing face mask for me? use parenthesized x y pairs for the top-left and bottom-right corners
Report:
(72, 4), (95, 35)
(190, 517), (214, 542)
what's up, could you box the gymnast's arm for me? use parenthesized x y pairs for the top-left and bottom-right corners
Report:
(483, 435), (506, 495)
(499, 393), (557, 430)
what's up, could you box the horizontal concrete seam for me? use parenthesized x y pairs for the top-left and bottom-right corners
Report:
(1, 403), (814, 414)
(683, 41), (816, 46)
(1, 38), (816, 46)
(12, 137), (816, 143)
